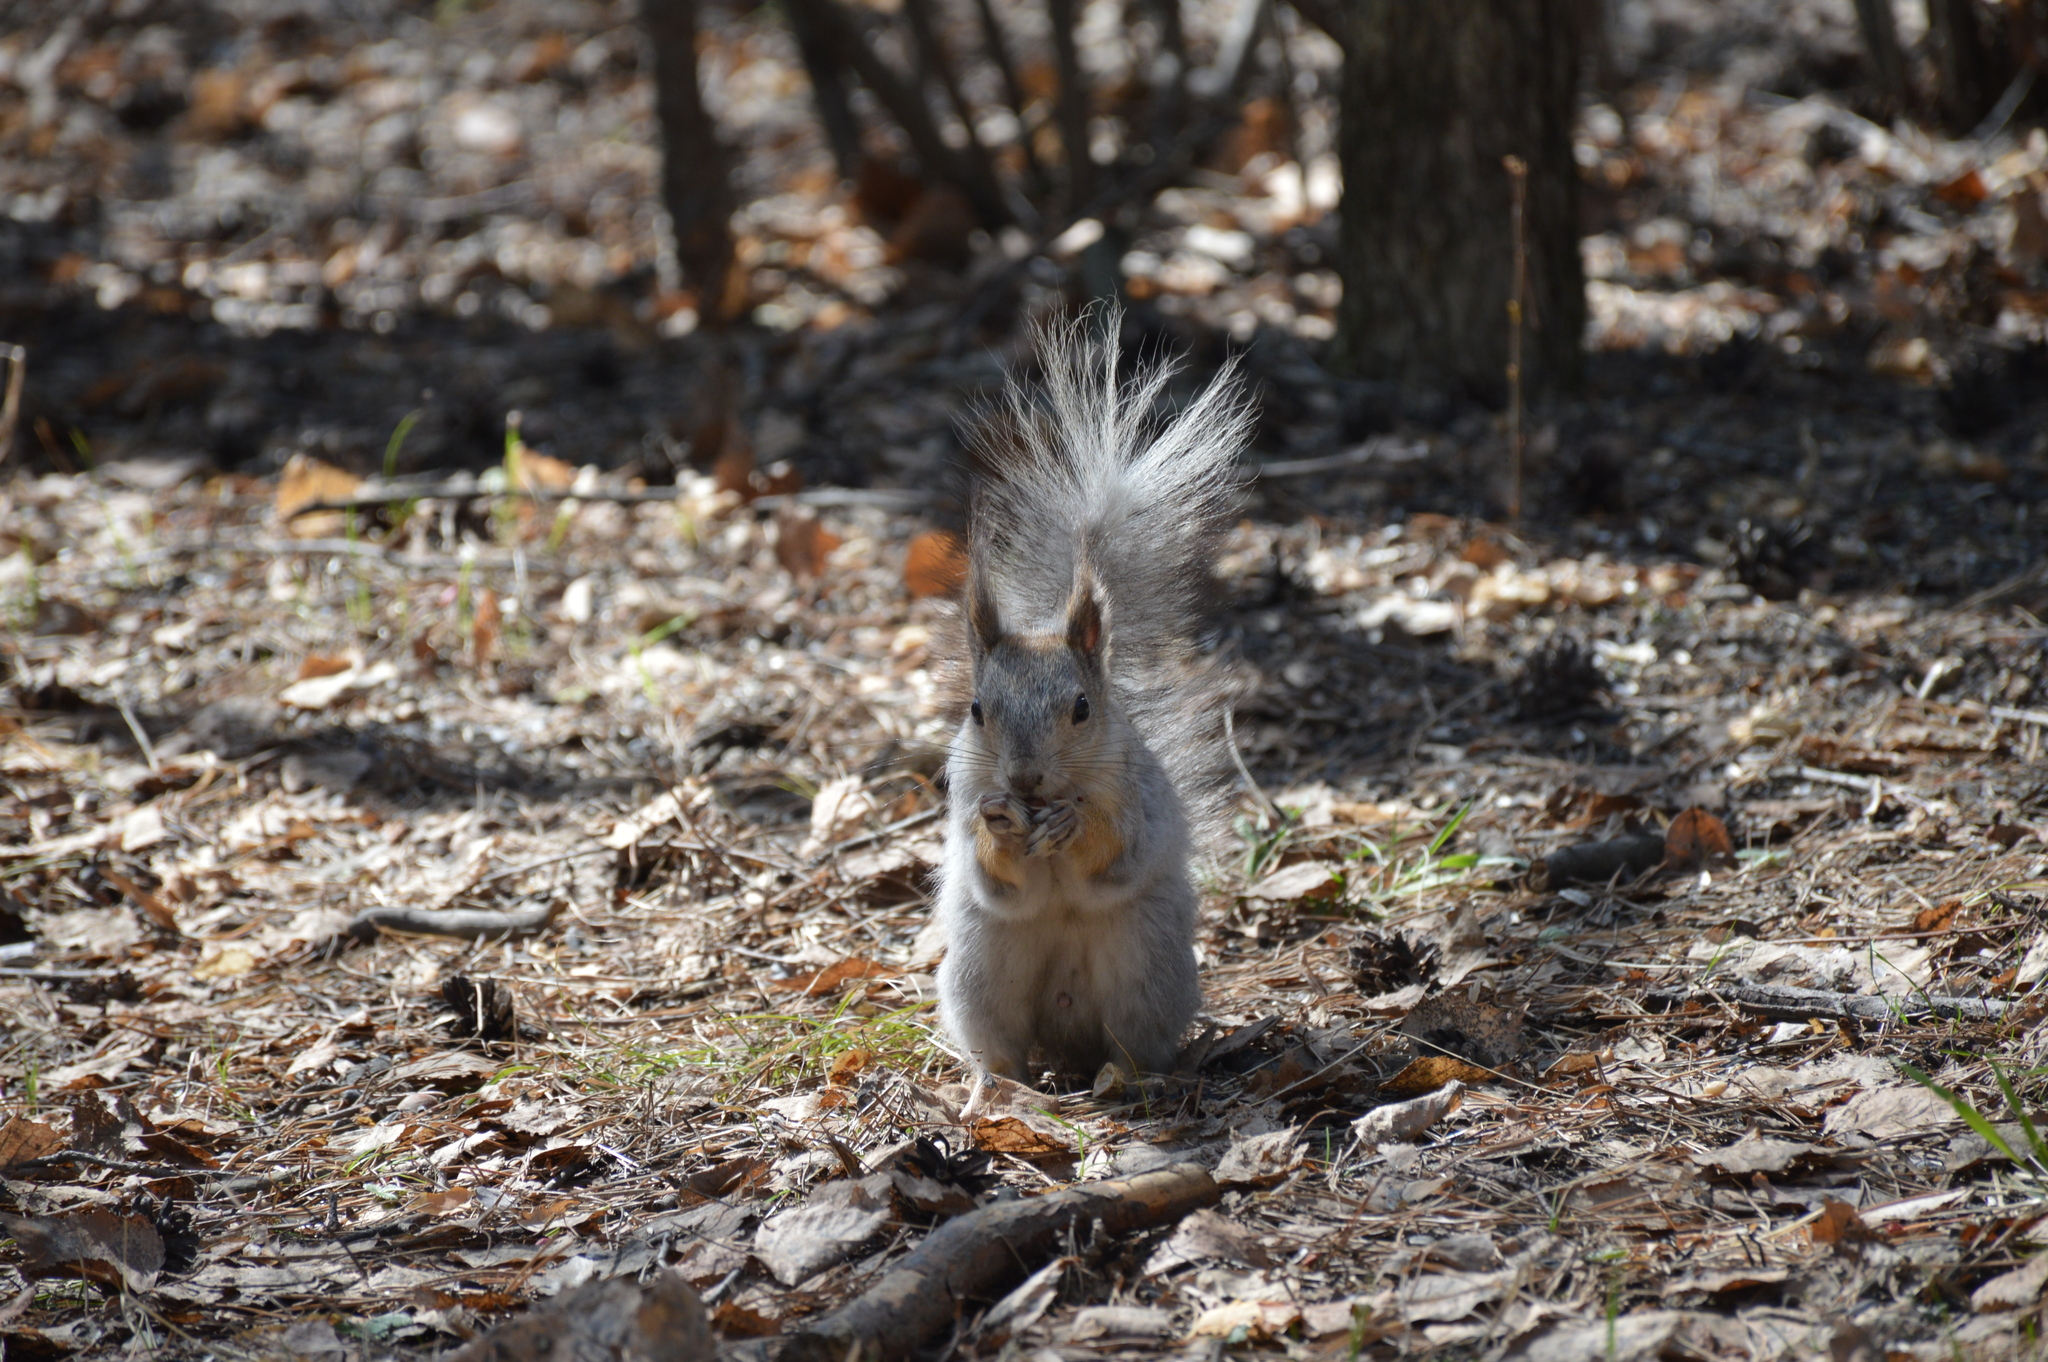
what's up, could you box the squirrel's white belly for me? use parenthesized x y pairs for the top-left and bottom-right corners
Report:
(978, 882), (1197, 1076)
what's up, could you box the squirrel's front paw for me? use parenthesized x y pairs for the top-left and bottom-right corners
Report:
(1025, 800), (1080, 857)
(978, 792), (1029, 842)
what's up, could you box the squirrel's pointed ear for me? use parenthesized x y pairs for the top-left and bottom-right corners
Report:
(1065, 569), (1104, 660)
(967, 571), (1004, 653)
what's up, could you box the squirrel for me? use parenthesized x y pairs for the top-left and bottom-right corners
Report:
(934, 312), (1250, 1106)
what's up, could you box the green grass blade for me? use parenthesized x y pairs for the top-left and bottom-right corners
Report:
(1898, 1062), (2024, 1165)
(1427, 801), (1474, 857)
(1989, 1062), (2048, 1168)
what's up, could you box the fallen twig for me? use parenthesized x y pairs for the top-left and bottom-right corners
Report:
(342, 900), (561, 944)
(0, 343), (24, 465)
(1646, 982), (2013, 1024)
(17, 1150), (292, 1189)
(724, 1161), (1220, 1361)
(1254, 437), (1430, 479)
(1529, 833), (1666, 889)
(286, 483), (938, 516)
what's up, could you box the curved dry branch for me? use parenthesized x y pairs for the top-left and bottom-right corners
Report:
(726, 1161), (1220, 1361)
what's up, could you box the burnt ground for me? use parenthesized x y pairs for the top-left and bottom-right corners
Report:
(3, 0), (2048, 1358)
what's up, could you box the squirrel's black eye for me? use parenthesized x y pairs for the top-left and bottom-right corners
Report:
(1072, 693), (1090, 723)
(970, 700), (984, 726)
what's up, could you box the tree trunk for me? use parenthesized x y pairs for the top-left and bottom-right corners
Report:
(1852, 0), (1912, 118)
(1333, 3), (1584, 408)
(1927, 0), (2012, 133)
(642, 0), (737, 319)
(1047, 0), (1094, 211)
(786, 0), (864, 182)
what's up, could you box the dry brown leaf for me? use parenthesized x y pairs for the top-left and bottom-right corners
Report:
(192, 945), (255, 981)
(98, 863), (177, 932)
(443, 1267), (710, 1362)
(1690, 1135), (1814, 1175)
(296, 653), (353, 681)
(1382, 1054), (1492, 1095)
(606, 788), (697, 851)
(274, 453), (361, 538)
(0, 1208), (164, 1293)
(904, 529), (966, 599)
(769, 958), (899, 995)
(33, 597), (101, 637)
(1402, 992), (1525, 1069)
(826, 1049), (872, 1086)
(753, 1176), (893, 1286)
(185, 68), (251, 138)
(2008, 175), (2048, 268)
(971, 1115), (1074, 1157)
(1143, 1208), (1275, 1274)
(1300, 1300), (1378, 1339)
(511, 450), (577, 493)
(472, 587), (501, 668)
(710, 424), (753, 497)
(773, 507), (840, 580)
(278, 658), (396, 710)
(1251, 860), (1342, 902)
(1971, 1251), (2048, 1312)
(711, 1303), (781, 1338)
(0, 1117), (65, 1171)
(758, 459), (803, 498)
(678, 1156), (769, 1202)
(1933, 168), (1988, 206)
(1797, 735), (1907, 774)
(889, 1169), (974, 1216)
(1821, 1084), (1958, 1141)
(1513, 1311), (1747, 1361)
(1352, 1078), (1465, 1144)
(1188, 1299), (1301, 1342)
(1663, 806), (1733, 869)
(1909, 899), (1959, 934)
(1545, 1052), (1603, 1079)
(1213, 1127), (1304, 1187)
(1806, 1198), (1868, 1247)
(1660, 1266), (1790, 1296)
(408, 1188), (476, 1217)
(1460, 534), (1510, 569)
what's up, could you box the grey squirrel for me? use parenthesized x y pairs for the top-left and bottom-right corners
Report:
(934, 313), (1251, 1103)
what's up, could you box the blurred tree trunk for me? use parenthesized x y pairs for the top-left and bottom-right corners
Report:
(1333, 3), (1584, 408)
(1047, 0), (1094, 211)
(642, 0), (738, 320)
(786, 0), (864, 181)
(1852, 0), (1912, 117)
(1927, 0), (2011, 132)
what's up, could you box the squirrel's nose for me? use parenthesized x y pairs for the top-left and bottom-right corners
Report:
(1010, 770), (1042, 794)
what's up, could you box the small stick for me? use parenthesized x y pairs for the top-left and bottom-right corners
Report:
(285, 483), (938, 516)
(1223, 708), (1282, 825)
(1503, 155), (1528, 528)
(0, 344), (24, 465)
(114, 693), (160, 774)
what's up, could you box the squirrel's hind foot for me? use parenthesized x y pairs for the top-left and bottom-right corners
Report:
(958, 1068), (1038, 1121)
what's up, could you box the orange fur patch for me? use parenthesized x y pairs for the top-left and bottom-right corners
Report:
(1068, 787), (1125, 878)
(974, 819), (1024, 888)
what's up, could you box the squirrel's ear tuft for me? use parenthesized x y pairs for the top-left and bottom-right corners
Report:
(1065, 569), (1104, 659)
(968, 571), (1004, 653)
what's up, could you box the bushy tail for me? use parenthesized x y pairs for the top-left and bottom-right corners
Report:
(968, 310), (1252, 834)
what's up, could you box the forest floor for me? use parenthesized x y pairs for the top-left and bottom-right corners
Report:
(4, 0), (2048, 1359)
